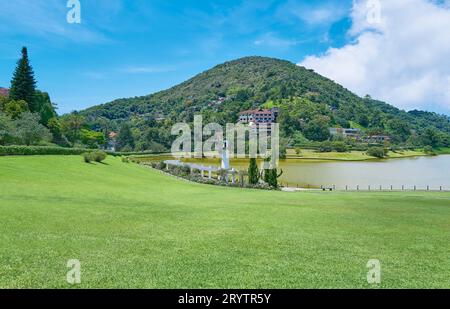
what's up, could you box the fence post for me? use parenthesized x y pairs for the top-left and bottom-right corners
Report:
(357, 185), (359, 191)
(346, 185), (348, 191)
(414, 185), (416, 191)
(402, 185), (404, 191)
(440, 186), (442, 191)
(391, 185), (393, 191)
(368, 185), (371, 191)
(427, 185), (429, 191)
(380, 185), (382, 191)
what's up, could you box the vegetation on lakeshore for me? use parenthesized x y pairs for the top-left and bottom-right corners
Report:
(286, 148), (432, 161)
(0, 155), (449, 288)
(145, 160), (274, 190)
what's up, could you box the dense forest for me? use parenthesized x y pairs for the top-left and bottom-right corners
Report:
(2, 53), (449, 153)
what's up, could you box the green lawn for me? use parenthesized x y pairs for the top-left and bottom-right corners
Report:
(0, 155), (449, 288)
(435, 147), (450, 155)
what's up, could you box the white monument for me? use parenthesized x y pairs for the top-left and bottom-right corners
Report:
(221, 140), (230, 170)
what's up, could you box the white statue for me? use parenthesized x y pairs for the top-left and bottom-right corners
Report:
(221, 140), (230, 170)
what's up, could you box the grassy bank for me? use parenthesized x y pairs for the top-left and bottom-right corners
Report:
(434, 147), (450, 155)
(287, 148), (429, 161)
(0, 156), (449, 288)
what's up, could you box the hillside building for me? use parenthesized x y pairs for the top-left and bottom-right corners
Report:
(238, 107), (279, 135)
(329, 127), (362, 140)
(0, 87), (9, 97)
(238, 107), (279, 124)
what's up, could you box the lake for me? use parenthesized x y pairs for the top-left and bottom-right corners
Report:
(140, 155), (450, 190)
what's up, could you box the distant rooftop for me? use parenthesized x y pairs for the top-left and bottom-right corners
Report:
(0, 87), (9, 97)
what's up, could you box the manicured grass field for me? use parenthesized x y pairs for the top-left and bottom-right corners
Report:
(0, 155), (449, 288)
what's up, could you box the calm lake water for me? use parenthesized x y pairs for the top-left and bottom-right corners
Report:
(142, 155), (450, 190)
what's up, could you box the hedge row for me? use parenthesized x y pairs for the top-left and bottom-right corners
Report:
(0, 146), (93, 156)
(0, 145), (167, 157)
(107, 151), (167, 157)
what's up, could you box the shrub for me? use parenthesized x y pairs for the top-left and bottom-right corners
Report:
(81, 151), (107, 163)
(92, 151), (107, 162)
(173, 165), (191, 176)
(332, 141), (348, 153)
(151, 161), (166, 170)
(82, 152), (93, 163)
(158, 161), (167, 170)
(367, 146), (387, 158)
(318, 141), (333, 153)
(423, 146), (436, 155)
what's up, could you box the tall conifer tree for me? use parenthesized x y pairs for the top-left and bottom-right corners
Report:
(9, 47), (37, 112)
(248, 158), (259, 185)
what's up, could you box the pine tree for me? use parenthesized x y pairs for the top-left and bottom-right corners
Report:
(248, 158), (259, 185)
(9, 47), (37, 112)
(268, 169), (278, 188)
(117, 122), (135, 151)
(264, 168), (271, 184)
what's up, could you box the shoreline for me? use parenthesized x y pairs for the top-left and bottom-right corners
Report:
(133, 149), (450, 163)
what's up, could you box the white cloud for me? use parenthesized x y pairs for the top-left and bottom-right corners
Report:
(299, 0), (450, 113)
(277, 0), (349, 26)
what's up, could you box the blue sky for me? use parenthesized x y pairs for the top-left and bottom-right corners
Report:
(1, 0), (449, 115)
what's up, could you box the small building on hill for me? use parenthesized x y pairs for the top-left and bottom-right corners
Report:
(107, 132), (118, 152)
(238, 107), (279, 135)
(365, 135), (391, 144)
(0, 87), (9, 97)
(329, 127), (362, 140)
(238, 107), (279, 125)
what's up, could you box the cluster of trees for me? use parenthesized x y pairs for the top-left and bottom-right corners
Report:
(248, 158), (283, 189)
(366, 147), (389, 158)
(0, 48), (57, 146)
(0, 47), (107, 149)
(275, 96), (450, 149)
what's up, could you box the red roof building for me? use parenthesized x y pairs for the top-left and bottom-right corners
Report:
(0, 88), (9, 97)
(238, 107), (279, 124)
(108, 132), (118, 139)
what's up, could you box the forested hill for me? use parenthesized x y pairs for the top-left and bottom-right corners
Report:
(78, 56), (450, 147)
